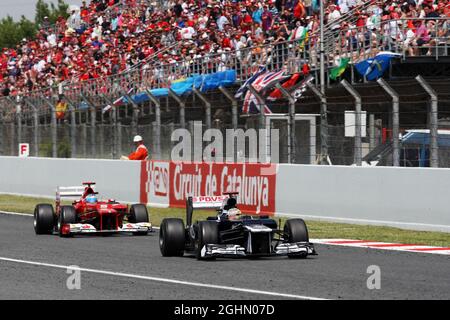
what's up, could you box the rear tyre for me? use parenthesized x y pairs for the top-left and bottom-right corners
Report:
(160, 218), (185, 257)
(129, 204), (149, 235)
(284, 219), (309, 259)
(196, 221), (219, 260)
(34, 204), (55, 235)
(58, 206), (77, 238)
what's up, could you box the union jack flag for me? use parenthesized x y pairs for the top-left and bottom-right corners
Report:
(242, 70), (288, 114)
(234, 65), (267, 99)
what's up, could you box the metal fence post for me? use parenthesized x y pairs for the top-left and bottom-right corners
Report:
(10, 121), (15, 156)
(416, 75), (439, 167)
(219, 86), (238, 130)
(110, 107), (117, 159)
(101, 94), (117, 159)
(369, 114), (375, 151)
(145, 89), (161, 160)
(17, 103), (22, 148)
(42, 97), (57, 158)
(117, 121), (122, 158)
(99, 118), (104, 159)
(23, 98), (40, 157)
(169, 88), (185, 129)
(248, 85), (267, 130)
(307, 82), (328, 164)
(9, 98), (22, 154)
(8, 97), (23, 151)
(341, 80), (362, 166)
(82, 122), (87, 158)
(377, 78), (400, 166)
(275, 83), (296, 164)
(90, 106), (96, 158)
(193, 88), (211, 130)
(5, 98), (17, 156)
(122, 89), (139, 136)
(81, 93), (96, 158)
(63, 95), (78, 158)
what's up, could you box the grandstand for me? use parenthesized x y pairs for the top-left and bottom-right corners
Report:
(0, 0), (449, 166)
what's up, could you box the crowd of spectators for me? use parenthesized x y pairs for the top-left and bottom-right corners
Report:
(1, 0), (449, 99)
(333, 0), (450, 63)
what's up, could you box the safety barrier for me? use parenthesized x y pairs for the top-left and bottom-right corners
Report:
(1, 156), (449, 233)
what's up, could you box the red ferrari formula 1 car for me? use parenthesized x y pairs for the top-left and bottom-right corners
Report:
(33, 182), (152, 237)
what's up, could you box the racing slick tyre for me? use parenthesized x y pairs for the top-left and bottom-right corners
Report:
(129, 204), (150, 235)
(34, 204), (55, 235)
(58, 206), (77, 238)
(284, 219), (309, 259)
(160, 218), (185, 257)
(195, 221), (219, 260)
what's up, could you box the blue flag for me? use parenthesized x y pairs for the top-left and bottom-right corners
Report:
(355, 52), (401, 81)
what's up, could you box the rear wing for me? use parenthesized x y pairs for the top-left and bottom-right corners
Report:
(191, 196), (228, 209)
(186, 195), (229, 226)
(56, 186), (86, 199)
(56, 182), (97, 200)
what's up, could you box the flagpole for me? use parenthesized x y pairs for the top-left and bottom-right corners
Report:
(319, 0), (328, 164)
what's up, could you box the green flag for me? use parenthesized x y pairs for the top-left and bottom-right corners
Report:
(329, 58), (350, 80)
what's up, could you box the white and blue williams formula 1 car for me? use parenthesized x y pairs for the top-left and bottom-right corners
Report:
(159, 193), (317, 260)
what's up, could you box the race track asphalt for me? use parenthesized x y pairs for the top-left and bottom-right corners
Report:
(0, 213), (449, 300)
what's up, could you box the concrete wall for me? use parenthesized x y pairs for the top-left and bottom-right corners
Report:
(0, 156), (449, 232)
(0, 156), (141, 203)
(276, 164), (450, 232)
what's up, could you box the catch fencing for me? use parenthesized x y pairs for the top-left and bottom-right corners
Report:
(1, 156), (449, 233)
(1, 77), (450, 168)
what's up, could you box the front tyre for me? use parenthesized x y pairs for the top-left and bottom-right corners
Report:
(34, 204), (55, 235)
(284, 219), (309, 259)
(58, 206), (77, 238)
(195, 221), (219, 260)
(160, 218), (185, 257)
(129, 204), (150, 235)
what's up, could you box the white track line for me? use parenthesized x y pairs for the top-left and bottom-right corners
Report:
(0, 211), (34, 217)
(0, 256), (327, 300)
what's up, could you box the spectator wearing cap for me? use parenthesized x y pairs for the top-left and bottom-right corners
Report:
(328, 4), (342, 36)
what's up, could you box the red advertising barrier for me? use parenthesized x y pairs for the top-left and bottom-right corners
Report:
(140, 161), (277, 215)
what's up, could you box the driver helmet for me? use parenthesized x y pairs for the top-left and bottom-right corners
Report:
(227, 208), (242, 221)
(86, 194), (97, 203)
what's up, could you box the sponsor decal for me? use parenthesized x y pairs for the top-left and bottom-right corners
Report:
(170, 162), (276, 215)
(140, 161), (277, 215)
(140, 161), (170, 205)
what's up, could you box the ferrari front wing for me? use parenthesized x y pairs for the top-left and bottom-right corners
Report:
(61, 222), (153, 235)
